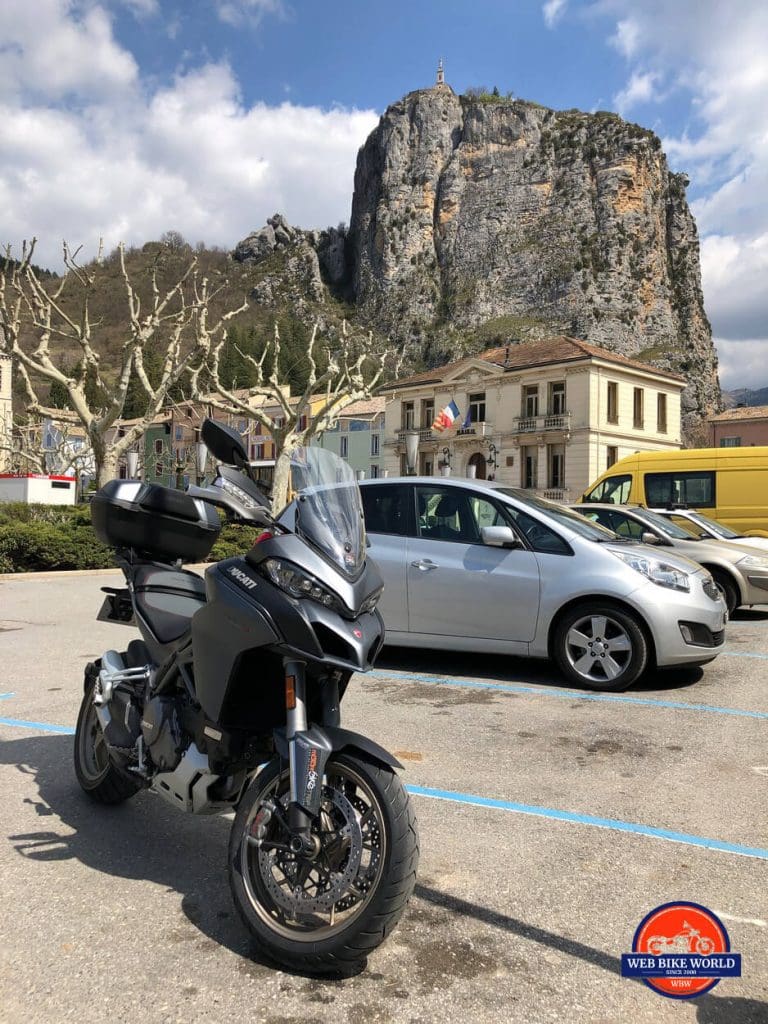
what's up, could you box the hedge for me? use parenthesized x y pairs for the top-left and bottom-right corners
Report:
(0, 502), (264, 573)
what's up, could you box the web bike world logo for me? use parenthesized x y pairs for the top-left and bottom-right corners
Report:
(622, 902), (742, 999)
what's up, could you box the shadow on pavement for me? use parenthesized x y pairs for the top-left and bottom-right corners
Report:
(377, 646), (704, 695)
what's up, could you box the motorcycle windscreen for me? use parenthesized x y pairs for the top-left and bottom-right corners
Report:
(290, 446), (366, 578)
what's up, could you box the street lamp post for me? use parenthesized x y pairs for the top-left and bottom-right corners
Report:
(196, 441), (208, 486)
(403, 429), (420, 476)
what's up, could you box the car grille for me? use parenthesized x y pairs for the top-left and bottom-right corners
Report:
(702, 577), (720, 602)
(712, 629), (726, 646)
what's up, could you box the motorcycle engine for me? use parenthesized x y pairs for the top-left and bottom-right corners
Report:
(140, 696), (186, 772)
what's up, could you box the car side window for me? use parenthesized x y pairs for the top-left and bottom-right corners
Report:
(609, 513), (646, 540)
(414, 486), (479, 543)
(360, 484), (410, 537)
(503, 506), (571, 555)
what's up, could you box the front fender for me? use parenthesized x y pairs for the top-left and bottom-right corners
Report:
(273, 726), (402, 770)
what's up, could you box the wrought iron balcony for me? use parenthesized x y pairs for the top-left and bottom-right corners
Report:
(513, 412), (572, 434)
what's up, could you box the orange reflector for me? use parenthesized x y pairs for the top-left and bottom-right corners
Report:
(285, 674), (296, 710)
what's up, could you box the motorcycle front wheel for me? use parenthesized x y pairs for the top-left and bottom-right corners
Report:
(228, 752), (419, 975)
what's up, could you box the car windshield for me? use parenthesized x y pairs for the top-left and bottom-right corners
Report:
(685, 512), (740, 539)
(290, 447), (366, 577)
(495, 488), (619, 541)
(629, 506), (694, 539)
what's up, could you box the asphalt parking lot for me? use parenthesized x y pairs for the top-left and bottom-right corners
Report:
(1, 571), (767, 1023)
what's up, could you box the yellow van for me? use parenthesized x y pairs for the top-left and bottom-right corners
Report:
(581, 447), (768, 536)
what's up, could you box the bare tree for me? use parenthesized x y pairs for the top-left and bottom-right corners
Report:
(191, 321), (396, 512)
(0, 239), (247, 486)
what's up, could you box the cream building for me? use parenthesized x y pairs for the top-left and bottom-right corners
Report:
(380, 336), (684, 499)
(0, 354), (12, 473)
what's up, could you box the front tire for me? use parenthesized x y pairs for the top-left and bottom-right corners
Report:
(553, 602), (648, 692)
(74, 684), (142, 804)
(711, 570), (739, 616)
(229, 752), (419, 975)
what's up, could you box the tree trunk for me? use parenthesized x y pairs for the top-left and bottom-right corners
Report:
(270, 434), (303, 515)
(95, 445), (119, 489)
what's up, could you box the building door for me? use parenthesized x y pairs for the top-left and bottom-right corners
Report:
(468, 452), (486, 480)
(523, 446), (537, 488)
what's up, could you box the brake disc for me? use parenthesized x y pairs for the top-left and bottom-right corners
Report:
(256, 787), (363, 914)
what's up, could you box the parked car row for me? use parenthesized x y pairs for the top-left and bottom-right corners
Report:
(358, 477), (730, 693)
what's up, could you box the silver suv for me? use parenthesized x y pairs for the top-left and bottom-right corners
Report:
(359, 478), (726, 692)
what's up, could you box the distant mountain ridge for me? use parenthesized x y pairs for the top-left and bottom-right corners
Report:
(722, 387), (768, 409)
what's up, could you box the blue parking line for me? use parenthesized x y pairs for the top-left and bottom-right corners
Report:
(407, 784), (768, 862)
(722, 651), (768, 660)
(0, 717), (75, 735)
(367, 669), (768, 720)
(0, 693), (15, 700)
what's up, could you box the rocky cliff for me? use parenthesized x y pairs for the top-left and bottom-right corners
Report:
(347, 85), (720, 422)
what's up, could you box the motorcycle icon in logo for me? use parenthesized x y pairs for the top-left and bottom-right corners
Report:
(646, 921), (716, 956)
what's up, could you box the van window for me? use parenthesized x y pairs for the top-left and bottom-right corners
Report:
(644, 471), (715, 508)
(583, 474), (631, 503)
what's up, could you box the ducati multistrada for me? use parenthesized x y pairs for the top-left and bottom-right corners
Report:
(75, 419), (418, 974)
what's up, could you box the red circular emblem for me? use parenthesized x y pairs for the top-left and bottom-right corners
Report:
(632, 902), (730, 998)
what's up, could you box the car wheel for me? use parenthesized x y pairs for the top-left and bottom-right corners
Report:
(710, 571), (739, 616)
(553, 603), (648, 692)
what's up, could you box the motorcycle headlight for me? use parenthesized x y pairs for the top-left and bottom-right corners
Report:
(610, 549), (691, 592)
(737, 554), (768, 570)
(359, 587), (383, 614)
(261, 558), (343, 612)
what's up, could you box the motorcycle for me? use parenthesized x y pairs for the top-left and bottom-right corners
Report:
(646, 923), (715, 956)
(75, 418), (418, 974)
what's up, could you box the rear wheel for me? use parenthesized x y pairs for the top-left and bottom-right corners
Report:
(553, 602), (648, 692)
(74, 684), (142, 804)
(229, 752), (418, 975)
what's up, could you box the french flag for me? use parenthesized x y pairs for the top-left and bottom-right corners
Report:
(432, 400), (461, 433)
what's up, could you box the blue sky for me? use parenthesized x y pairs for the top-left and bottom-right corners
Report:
(1, 0), (766, 389)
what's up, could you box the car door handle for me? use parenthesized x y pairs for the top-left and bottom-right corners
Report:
(410, 559), (438, 571)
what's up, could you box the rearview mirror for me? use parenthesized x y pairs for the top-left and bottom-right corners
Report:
(201, 418), (248, 466)
(641, 531), (660, 545)
(481, 526), (520, 549)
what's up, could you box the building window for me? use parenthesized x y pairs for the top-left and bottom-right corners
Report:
(549, 382), (566, 415)
(468, 392), (486, 423)
(155, 462), (163, 477)
(371, 433), (380, 456)
(154, 439), (163, 455)
(402, 402), (415, 430)
(298, 414), (308, 431)
(607, 382), (618, 424)
(522, 445), (537, 488)
(421, 399), (434, 428)
(720, 436), (741, 447)
(340, 436), (348, 458)
(607, 445), (618, 469)
(633, 388), (644, 429)
(370, 464), (380, 479)
(274, 416), (285, 430)
(548, 444), (565, 489)
(175, 425), (183, 441)
(657, 393), (668, 433)
(523, 386), (539, 418)
(237, 419), (246, 433)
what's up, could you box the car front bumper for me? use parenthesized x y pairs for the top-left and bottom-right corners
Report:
(630, 574), (728, 667)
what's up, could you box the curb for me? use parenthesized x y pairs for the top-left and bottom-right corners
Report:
(0, 563), (213, 581)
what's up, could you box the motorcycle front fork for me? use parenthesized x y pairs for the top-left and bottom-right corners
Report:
(283, 658), (334, 856)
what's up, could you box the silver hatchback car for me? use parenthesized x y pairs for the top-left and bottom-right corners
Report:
(359, 478), (727, 692)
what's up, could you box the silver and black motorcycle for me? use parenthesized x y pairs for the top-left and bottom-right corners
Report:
(75, 418), (418, 974)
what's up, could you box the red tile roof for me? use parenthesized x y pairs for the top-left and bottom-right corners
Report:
(709, 405), (768, 423)
(379, 335), (685, 391)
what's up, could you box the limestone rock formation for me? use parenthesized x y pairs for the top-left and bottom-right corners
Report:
(348, 86), (720, 421)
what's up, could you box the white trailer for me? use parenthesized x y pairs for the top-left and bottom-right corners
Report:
(0, 473), (78, 505)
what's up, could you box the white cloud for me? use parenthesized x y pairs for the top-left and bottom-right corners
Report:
(613, 70), (661, 113)
(215, 0), (287, 28)
(542, 0), (567, 28)
(598, 0), (768, 387)
(0, 3), (378, 271)
(714, 338), (768, 392)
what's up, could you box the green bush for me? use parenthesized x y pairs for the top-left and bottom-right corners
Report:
(0, 502), (264, 572)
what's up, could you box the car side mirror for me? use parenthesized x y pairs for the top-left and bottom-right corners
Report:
(481, 526), (520, 549)
(641, 531), (660, 545)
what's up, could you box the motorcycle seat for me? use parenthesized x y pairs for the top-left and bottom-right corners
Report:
(133, 566), (207, 645)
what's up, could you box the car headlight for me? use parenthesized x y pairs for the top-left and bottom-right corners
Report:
(610, 549), (691, 592)
(737, 554), (768, 570)
(261, 557), (343, 611)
